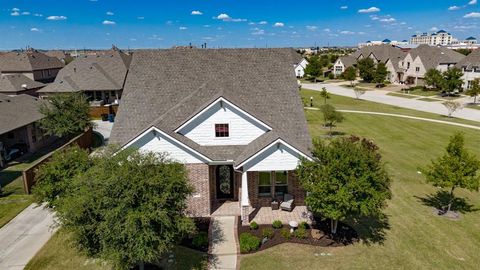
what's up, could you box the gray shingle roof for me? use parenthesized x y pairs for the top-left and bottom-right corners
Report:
(38, 50), (131, 93)
(0, 50), (64, 72)
(0, 94), (45, 134)
(0, 74), (45, 94)
(456, 48), (480, 69)
(110, 48), (312, 164)
(409, 45), (465, 70)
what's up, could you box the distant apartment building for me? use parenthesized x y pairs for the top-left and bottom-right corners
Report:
(409, 30), (455, 46)
(447, 37), (479, 50)
(358, 39), (408, 48)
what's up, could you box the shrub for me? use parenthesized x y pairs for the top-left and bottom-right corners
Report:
(328, 73), (335, 80)
(280, 228), (291, 240)
(272, 220), (283, 229)
(192, 232), (208, 249)
(299, 222), (309, 230)
(294, 228), (308, 239)
(239, 233), (261, 253)
(262, 228), (274, 239)
(249, 221), (259, 230)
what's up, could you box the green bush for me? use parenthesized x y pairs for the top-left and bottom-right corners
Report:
(299, 221), (309, 230)
(192, 232), (208, 249)
(272, 220), (283, 229)
(328, 73), (335, 80)
(280, 228), (291, 240)
(294, 228), (308, 239)
(249, 221), (259, 230)
(239, 233), (261, 253)
(262, 228), (274, 239)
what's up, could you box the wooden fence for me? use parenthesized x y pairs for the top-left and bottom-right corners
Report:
(89, 105), (118, 119)
(22, 128), (93, 194)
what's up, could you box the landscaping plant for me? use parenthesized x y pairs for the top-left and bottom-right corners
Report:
(272, 220), (283, 229)
(293, 228), (308, 239)
(249, 221), (259, 230)
(239, 233), (261, 253)
(192, 232), (208, 249)
(280, 228), (291, 240)
(261, 228), (274, 239)
(442, 101), (463, 118)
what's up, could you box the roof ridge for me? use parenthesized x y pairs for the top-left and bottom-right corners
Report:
(92, 62), (121, 89)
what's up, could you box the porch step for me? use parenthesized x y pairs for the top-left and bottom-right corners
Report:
(209, 216), (238, 270)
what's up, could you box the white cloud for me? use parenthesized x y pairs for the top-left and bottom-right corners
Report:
(448, 6), (461, 11)
(11, 11), (20, 16)
(106, 11), (114, 16)
(430, 26), (439, 31)
(358, 7), (380, 13)
(12, 8), (20, 12)
(34, 13), (43, 17)
(130, 38), (137, 41)
(380, 17), (396, 23)
(340, 6), (348, 10)
(252, 29), (265, 35)
(370, 15), (379, 20)
(340, 30), (355, 35)
(259, 21), (268, 25)
(22, 12), (30, 15)
(274, 22), (284, 27)
(323, 28), (331, 32)
(102, 20), (116, 25)
(30, 28), (40, 32)
(469, 0), (477, 5)
(464, 12), (480, 18)
(191, 10), (203, 15)
(306, 25), (318, 31)
(179, 26), (187, 30)
(47, 15), (67, 20)
(215, 13), (246, 22)
(217, 13), (230, 20)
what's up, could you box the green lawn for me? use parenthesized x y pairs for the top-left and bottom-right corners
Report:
(0, 166), (33, 228)
(402, 88), (439, 97)
(241, 91), (480, 269)
(417, 97), (440, 102)
(386, 92), (417, 99)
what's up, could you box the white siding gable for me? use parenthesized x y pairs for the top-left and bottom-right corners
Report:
(177, 99), (270, 146)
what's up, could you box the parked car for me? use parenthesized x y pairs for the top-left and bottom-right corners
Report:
(375, 83), (386, 88)
(4, 143), (28, 161)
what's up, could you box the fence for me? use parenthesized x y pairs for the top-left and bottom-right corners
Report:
(89, 105), (118, 119)
(22, 128), (93, 194)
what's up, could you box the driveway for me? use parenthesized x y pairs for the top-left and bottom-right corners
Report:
(303, 83), (480, 122)
(0, 204), (57, 270)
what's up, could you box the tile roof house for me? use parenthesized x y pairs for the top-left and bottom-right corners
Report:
(0, 74), (45, 96)
(110, 48), (312, 224)
(0, 49), (64, 83)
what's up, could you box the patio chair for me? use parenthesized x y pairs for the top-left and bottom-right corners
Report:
(280, 194), (295, 212)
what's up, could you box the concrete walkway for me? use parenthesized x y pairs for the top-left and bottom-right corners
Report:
(303, 83), (480, 122)
(0, 204), (57, 270)
(209, 216), (238, 270)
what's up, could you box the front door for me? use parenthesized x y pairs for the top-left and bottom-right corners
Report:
(216, 165), (234, 199)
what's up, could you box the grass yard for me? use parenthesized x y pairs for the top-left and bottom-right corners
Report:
(241, 90), (480, 270)
(467, 104), (480, 110)
(401, 88), (439, 97)
(0, 166), (33, 228)
(417, 97), (440, 102)
(386, 92), (417, 99)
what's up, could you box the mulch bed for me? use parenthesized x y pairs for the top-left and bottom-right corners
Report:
(180, 217), (211, 252)
(238, 217), (358, 254)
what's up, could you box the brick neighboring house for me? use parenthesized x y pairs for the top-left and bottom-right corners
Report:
(456, 49), (480, 90)
(0, 74), (45, 96)
(110, 48), (312, 224)
(0, 49), (64, 83)
(0, 94), (54, 167)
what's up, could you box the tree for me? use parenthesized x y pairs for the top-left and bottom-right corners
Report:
(319, 87), (330, 104)
(357, 58), (376, 83)
(466, 78), (480, 103)
(424, 69), (444, 90)
(56, 149), (196, 270)
(319, 54), (330, 67)
(373, 63), (388, 84)
(342, 66), (357, 86)
(320, 104), (344, 134)
(297, 136), (391, 234)
(441, 67), (463, 94)
(354, 88), (366, 99)
(305, 56), (323, 82)
(442, 101), (463, 117)
(423, 133), (480, 213)
(39, 93), (93, 138)
(32, 145), (92, 208)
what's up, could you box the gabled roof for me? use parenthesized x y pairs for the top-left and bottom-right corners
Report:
(351, 45), (407, 71)
(0, 74), (45, 94)
(456, 48), (480, 69)
(337, 55), (356, 68)
(0, 94), (45, 134)
(110, 48), (312, 164)
(38, 49), (131, 93)
(0, 50), (64, 72)
(409, 44), (465, 70)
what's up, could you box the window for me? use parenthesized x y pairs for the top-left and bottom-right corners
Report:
(215, 123), (229, 137)
(415, 67), (420, 72)
(274, 171), (288, 196)
(407, 62), (411, 69)
(258, 172), (271, 196)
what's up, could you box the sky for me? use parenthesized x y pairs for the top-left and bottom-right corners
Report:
(0, 0), (480, 50)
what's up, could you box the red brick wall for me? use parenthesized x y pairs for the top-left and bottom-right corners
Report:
(185, 163), (211, 217)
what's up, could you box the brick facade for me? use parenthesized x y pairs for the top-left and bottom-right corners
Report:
(185, 163), (211, 217)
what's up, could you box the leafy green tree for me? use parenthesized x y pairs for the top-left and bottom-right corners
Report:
(342, 66), (357, 86)
(305, 56), (323, 82)
(466, 78), (480, 103)
(319, 87), (330, 104)
(319, 54), (330, 67)
(56, 149), (196, 270)
(424, 69), (444, 90)
(39, 93), (93, 138)
(373, 63), (388, 84)
(297, 136), (391, 234)
(441, 67), (464, 94)
(32, 145), (92, 208)
(357, 58), (376, 83)
(423, 133), (480, 213)
(320, 104), (344, 134)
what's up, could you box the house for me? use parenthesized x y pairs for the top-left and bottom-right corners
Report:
(456, 48), (480, 90)
(109, 48), (312, 224)
(45, 50), (74, 64)
(0, 74), (45, 96)
(0, 49), (64, 83)
(397, 44), (465, 85)
(0, 94), (53, 167)
(333, 55), (356, 77)
(37, 48), (131, 108)
(294, 58), (309, 78)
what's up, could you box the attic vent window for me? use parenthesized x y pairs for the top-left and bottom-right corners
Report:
(215, 124), (229, 138)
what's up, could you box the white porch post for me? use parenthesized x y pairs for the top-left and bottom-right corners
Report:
(241, 172), (250, 225)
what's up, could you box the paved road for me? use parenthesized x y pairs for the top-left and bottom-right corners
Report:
(0, 204), (57, 270)
(302, 83), (480, 123)
(209, 216), (237, 270)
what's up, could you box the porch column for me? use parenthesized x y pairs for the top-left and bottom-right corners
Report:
(241, 172), (250, 225)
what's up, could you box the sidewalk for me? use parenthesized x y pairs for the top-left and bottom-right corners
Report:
(209, 216), (238, 270)
(0, 204), (57, 270)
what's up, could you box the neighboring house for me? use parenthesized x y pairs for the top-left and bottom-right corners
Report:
(0, 74), (45, 96)
(110, 48), (312, 224)
(45, 50), (74, 64)
(0, 49), (64, 83)
(37, 48), (131, 106)
(333, 56), (356, 77)
(0, 94), (53, 167)
(456, 49), (480, 90)
(294, 58), (309, 78)
(397, 44), (465, 85)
